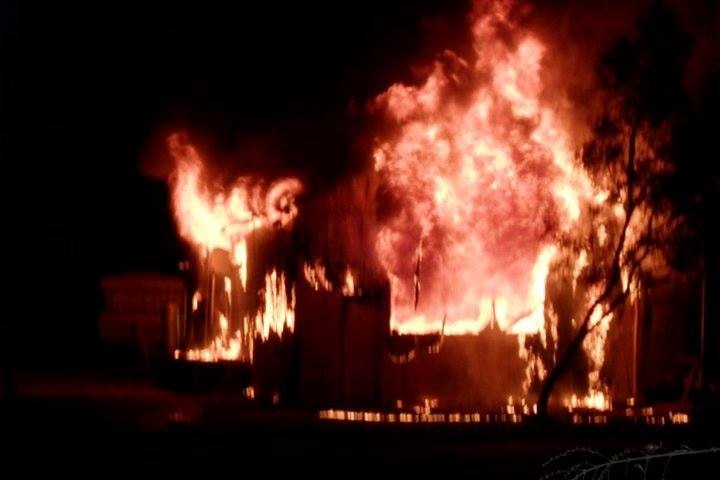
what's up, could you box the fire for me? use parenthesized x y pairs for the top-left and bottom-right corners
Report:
(192, 290), (201, 312)
(256, 269), (295, 341)
(564, 391), (611, 412)
(303, 261), (333, 292)
(185, 311), (254, 363)
(370, 1), (638, 411)
(373, 3), (590, 337)
(580, 303), (613, 410)
(303, 261), (361, 297)
(218, 313), (228, 332)
(162, 1), (655, 415)
(341, 268), (359, 297)
(169, 134), (301, 262)
(185, 316), (247, 362)
(168, 133), (301, 361)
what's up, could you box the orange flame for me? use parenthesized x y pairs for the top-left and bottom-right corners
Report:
(191, 290), (201, 312)
(341, 268), (359, 297)
(564, 391), (611, 412)
(303, 261), (361, 297)
(303, 261), (333, 292)
(168, 134), (301, 362)
(168, 134), (301, 259)
(186, 313), (250, 363)
(256, 269), (296, 341)
(373, 4), (591, 337)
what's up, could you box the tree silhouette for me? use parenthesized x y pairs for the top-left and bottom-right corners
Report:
(537, 3), (696, 417)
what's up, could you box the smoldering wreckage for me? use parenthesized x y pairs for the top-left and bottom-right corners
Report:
(98, 1), (717, 425)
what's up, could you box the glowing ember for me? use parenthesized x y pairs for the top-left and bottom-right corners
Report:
(373, 2), (590, 337)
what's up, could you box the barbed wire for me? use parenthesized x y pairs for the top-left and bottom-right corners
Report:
(541, 445), (719, 480)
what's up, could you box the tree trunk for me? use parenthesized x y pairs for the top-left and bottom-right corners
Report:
(536, 329), (585, 417)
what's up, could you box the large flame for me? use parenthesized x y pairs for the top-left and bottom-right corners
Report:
(169, 134), (302, 264)
(373, 2), (590, 336)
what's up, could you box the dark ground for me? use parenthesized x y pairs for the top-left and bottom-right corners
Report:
(2, 371), (718, 478)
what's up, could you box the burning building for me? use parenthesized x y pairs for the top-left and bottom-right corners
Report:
(92, 0), (715, 419)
